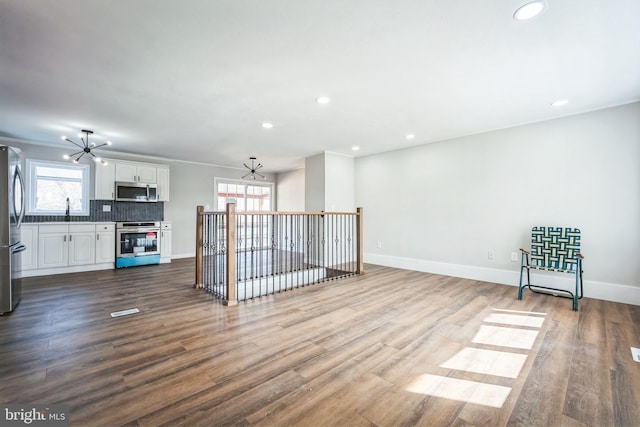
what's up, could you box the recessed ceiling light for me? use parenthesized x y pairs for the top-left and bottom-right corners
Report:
(405, 134), (416, 140)
(261, 122), (273, 129)
(352, 146), (360, 151)
(316, 96), (330, 104)
(551, 99), (569, 107)
(513, 1), (545, 21)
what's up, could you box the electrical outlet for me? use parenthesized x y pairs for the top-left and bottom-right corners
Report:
(488, 250), (495, 260)
(102, 205), (111, 212)
(377, 240), (382, 248)
(632, 347), (640, 363)
(511, 252), (518, 262)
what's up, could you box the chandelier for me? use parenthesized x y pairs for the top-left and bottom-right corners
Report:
(242, 157), (266, 180)
(61, 129), (111, 165)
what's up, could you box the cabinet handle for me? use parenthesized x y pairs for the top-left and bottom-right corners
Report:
(97, 234), (100, 240)
(63, 235), (66, 242)
(69, 235), (72, 242)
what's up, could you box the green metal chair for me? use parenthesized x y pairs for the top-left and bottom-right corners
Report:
(518, 226), (584, 311)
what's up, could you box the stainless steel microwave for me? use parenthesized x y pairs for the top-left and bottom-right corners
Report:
(115, 181), (158, 202)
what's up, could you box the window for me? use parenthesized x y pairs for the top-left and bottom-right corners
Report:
(26, 160), (90, 216)
(214, 178), (273, 211)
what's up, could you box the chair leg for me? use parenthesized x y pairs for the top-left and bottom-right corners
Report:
(572, 270), (579, 311)
(518, 266), (525, 300)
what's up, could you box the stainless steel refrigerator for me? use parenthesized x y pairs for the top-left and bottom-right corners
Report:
(0, 145), (26, 315)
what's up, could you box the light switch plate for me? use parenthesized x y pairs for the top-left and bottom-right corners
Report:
(631, 347), (640, 363)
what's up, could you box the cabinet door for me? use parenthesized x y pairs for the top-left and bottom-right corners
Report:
(115, 163), (138, 182)
(21, 225), (38, 270)
(69, 232), (96, 266)
(136, 165), (157, 184)
(95, 232), (115, 263)
(95, 162), (115, 200)
(160, 230), (172, 259)
(157, 166), (170, 201)
(38, 233), (68, 268)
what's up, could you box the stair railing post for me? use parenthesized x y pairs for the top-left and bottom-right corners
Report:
(195, 205), (204, 288)
(356, 207), (364, 275)
(224, 201), (238, 306)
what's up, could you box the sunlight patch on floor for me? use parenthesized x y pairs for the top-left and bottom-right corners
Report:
(404, 308), (545, 408)
(472, 325), (539, 350)
(491, 308), (547, 316)
(440, 347), (527, 378)
(483, 313), (545, 328)
(405, 374), (511, 408)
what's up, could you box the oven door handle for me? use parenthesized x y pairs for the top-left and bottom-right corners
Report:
(117, 228), (159, 233)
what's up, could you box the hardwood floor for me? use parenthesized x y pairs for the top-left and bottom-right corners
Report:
(1, 259), (639, 426)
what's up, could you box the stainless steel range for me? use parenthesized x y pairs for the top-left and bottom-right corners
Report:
(116, 221), (161, 268)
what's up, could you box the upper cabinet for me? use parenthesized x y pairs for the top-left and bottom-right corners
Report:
(95, 159), (169, 201)
(156, 166), (170, 201)
(95, 162), (116, 200)
(115, 162), (157, 184)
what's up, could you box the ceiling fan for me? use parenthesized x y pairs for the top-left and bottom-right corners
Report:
(242, 157), (266, 180)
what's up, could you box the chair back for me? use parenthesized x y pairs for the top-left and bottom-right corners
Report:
(530, 227), (581, 272)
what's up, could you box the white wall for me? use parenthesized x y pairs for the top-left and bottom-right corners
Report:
(325, 152), (355, 212)
(305, 153), (325, 211)
(304, 151), (355, 212)
(276, 168), (305, 211)
(355, 102), (640, 304)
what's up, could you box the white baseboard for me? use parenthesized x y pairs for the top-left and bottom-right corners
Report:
(364, 253), (640, 306)
(21, 262), (116, 278)
(172, 252), (195, 259)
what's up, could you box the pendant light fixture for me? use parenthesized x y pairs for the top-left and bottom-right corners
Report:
(61, 129), (111, 165)
(242, 157), (266, 180)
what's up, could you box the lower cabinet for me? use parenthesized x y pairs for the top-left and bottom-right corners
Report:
(96, 223), (116, 264)
(38, 224), (96, 268)
(160, 221), (172, 262)
(23, 222), (118, 276)
(69, 229), (96, 266)
(20, 224), (38, 271)
(38, 225), (69, 269)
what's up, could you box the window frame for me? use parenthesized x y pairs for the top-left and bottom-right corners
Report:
(213, 177), (275, 212)
(26, 159), (90, 216)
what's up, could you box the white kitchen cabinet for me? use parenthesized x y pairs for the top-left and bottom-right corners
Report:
(68, 225), (96, 266)
(115, 162), (157, 183)
(37, 224), (96, 268)
(20, 224), (38, 271)
(95, 223), (115, 264)
(95, 159), (169, 200)
(38, 225), (69, 269)
(95, 161), (115, 200)
(157, 166), (170, 201)
(160, 221), (172, 262)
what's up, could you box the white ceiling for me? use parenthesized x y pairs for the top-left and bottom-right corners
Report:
(1, 0), (638, 173)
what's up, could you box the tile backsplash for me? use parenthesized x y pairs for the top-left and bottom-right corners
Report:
(23, 200), (164, 223)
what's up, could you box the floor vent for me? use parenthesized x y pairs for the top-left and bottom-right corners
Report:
(110, 308), (140, 318)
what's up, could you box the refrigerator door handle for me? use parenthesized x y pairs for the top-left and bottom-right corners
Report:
(10, 243), (26, 254)
(13, 165), (26, 228)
